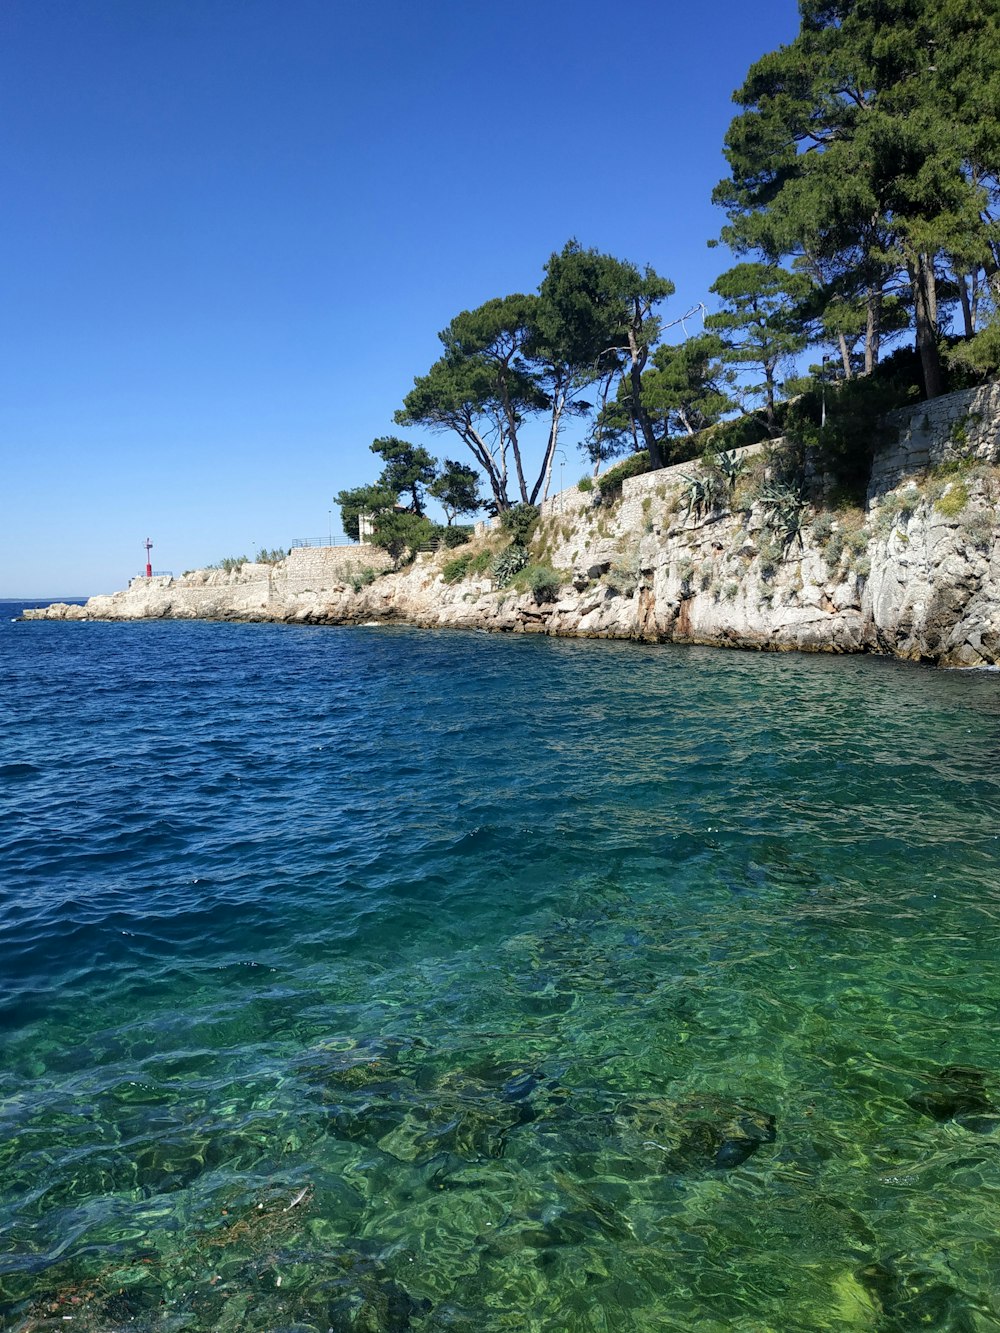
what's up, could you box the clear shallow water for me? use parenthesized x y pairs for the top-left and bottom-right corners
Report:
(2, 606), (1000, 1332)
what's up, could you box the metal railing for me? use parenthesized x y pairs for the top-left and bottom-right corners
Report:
(290, 537), (359, 548)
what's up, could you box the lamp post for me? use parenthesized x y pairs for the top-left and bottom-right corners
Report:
(554, 449), (567, 513)
(328, 509), (333, 547)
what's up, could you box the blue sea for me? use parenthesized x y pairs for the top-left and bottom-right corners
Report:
(3, 602), (1000, 1331)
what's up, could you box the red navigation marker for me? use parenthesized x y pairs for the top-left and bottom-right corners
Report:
(144, 537), (153, 579)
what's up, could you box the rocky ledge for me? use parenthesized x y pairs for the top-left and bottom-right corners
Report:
(25, 384), (1000, 668)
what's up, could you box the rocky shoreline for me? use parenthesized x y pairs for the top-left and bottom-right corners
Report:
(24, 384), (1000, 668)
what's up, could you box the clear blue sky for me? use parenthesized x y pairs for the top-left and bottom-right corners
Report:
(1, 0), (799, 597)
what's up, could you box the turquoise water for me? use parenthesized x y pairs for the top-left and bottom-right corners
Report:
(2, 609), (1000, 1331)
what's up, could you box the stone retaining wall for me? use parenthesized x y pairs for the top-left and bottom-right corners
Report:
(871, 382), (1000, 494)
(281, 544), (390, 594)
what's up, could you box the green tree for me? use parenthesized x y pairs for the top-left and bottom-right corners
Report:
(396, 245), (676, 506)
(334, 483), (396, 542)
(396, 295), (546, 511)
(706, 264), (810, 427)
(428, 459), (482, 525)
(714, 0), (1000, 397)
(539, 242), (675, 470)
(368, 510), (434, 561)
(369, 436), (436, 515)
(639, 333), (737, 439)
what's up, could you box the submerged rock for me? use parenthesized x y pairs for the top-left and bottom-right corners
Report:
(906, 1065), (996, 1126)
(613, 1095), (777, 1172)
(857, 1256), (978, 1331)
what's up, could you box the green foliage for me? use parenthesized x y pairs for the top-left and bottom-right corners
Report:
(641, 333), (738, 439)
(948, 320), (1000, 379)
(596, 451), (651, 503)
(254, 548), (288, 565)
(706, 264), (811, 426)
(756, 535), (785, 581)
(510, 562), (564, 602)
(369, 510), (435, 561)
(428, 459), (482, 524)
(696, 413), (771, 456)
(334, 483), (397, 542)
(543, 240), (675, 470)
(874, 486), (922, 536)
(370, 436), (436, 515)
(499, 503), (540, 546)
(442, 554), (472, 584)
(577, 475), (594, 492)
(714, 0), (1000, 399)
(606, 548), (640, 596)
(438, 523), (474, 549)
(350, 566), (378, 593)
(961, 509), (994, 552)
(213, 555), (248, 573)
(489, 545), (530, 588)
(934, 480), (970, 518)
(679, 470), (726, 519)
(468, 549), (493, 576)
(823, 531), (845, 569)
(783, 363), (920, 499)
(756, 480), (808, 551)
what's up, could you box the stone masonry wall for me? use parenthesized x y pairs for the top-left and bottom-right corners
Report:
(281, 544), (391, 595)
(871, 382), (1000, 494)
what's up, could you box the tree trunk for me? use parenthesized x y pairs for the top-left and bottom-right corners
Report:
(627, 329), (664, 469)
(909, 254), (943, 399)
(863, 286), (882, 376)
(957, 274), (974, 338)
(838, 332), (852, 380)
(533, 388), (566, 505)
(763, 360), (778, 431)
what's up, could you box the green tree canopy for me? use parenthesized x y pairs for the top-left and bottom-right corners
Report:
(396, 244), (677, 505)
(639, 333), (738, 439)
(706, 264), (811, 427)
(370, 436), (436, 515)
(714, 0), (1000, 397)
(428, 459), (482, 525)
(334, 483), (397, 543)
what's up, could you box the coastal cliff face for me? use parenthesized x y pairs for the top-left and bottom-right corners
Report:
(26, 384), (1000, 667)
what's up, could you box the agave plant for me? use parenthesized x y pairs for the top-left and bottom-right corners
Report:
(716, 450), (746, 491)
(489, 545), (530, 588)
(757, 481), (807, 551)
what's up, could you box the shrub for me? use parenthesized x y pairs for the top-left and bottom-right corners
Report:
(606, 551), (640, 596)
(212, 555), (248, 573)
(255, 547), (288, 564)
(510, 562), (563, 602)
(757, 536), (784, 580)
(350, 566), (377, 593)
(442, 554), (471, 584)
(823, 532), (845, 568)
(689, 413), (771, 458)
(440, 524), (474, 549)
(596, 451), (651, 503)
(577, 475), (594, 493)
(873, 488), (919, 535)
(499, 503), (540, 546)
(935, 480), (970, 518)
(961, 509), (994, 552)
(810, 512), (836, 544)
(468, 549), (493, 576)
